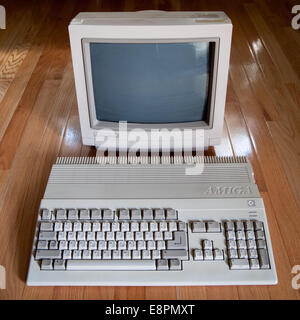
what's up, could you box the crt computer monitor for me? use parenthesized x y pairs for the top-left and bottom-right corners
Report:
(68, 11), (232, 151)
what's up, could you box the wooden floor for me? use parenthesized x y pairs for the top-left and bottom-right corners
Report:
(0, 0), (299, 299)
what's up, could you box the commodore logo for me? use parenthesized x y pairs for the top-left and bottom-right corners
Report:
(205, 186), (251, 195)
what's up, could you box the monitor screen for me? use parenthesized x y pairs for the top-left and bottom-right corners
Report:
(88, 41), (214, 124)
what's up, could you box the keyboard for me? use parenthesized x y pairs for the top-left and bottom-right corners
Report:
(27, 156), (277, 286)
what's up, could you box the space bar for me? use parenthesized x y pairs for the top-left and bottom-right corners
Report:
(67, 260), (156, 271)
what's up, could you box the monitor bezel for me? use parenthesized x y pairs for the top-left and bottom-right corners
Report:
(82, 38), (219, 131)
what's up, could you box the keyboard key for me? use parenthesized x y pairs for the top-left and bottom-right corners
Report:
(111, 222), (120, 232)
(167, 231), (187, 249)
(54, 222), (63, 231)
(150, 222), (158, 232)
(226, 231), (235, 240)
(98, 241), (107, 250)
(229, 259), (249, 270)
(194, 249), (203, 260)
(254, 221), (264, 231)
(37, 240), (48, 249)
(162, 249), (188, 260)
(77, 232), (85, 240)
(41, 209), (51, 220)
(168, 221), (177, 232)
(213, 249), (224, 260)
(135, 231), (143, 240)
(93, 250), (101, 259)
(154, 231), (163, 241)
(244, 220), (254, 231)
(248, 249), (258, 259)
(159, 222), (168, 232)
(67, 260), (156, 270)
(49, 241), (58, 249)
(54, 259), (66, 270)
(96, 232), (105, 241)
(91, 209), (102, 220)
(192, 221), (206, 233)
(250, 258), (260, 269)
(169, 259), (181, 270)
(228, 249), (238, 259)
(106, 232), (115, 240)
(119, 209), (130, 220)
(127, 241), (136, 250)
(116, 232), (124, 241)
(102, 222), (110, 232)
(131, 209), (142, 220)
(56, 209), (67, 220)
(246, 231), (255, 240)
(73, 222), (81, 232)
(41, 259), (53, 270)
(130, 222), (139, 232)
(68, 232), (76, 241)
(152, 250), (161, 259)
(255, 231), (265, 240)
(92, 222), (101, 232)
(69, 241), (77, 250)
(122, 250), (131, 259)
(154, 209), (165, 220)
(137, 240), (146, 250)
(206, 221), (221, 233)
(202, 239), (213, 250)
(64, 222), (72, 232)
(143, 209), (153, 220)
(103, 209), (114, 220)
(238, 249), (248, 259)
(145, 232), (153, 241)
(81, 250), (90, 260)
(79, 209), (90, 220)
(73, 250), (82, 259)
(224, 221), (234, 231)
(258, 249), (270, 269)
(227, 240), (237, 249)
(237, 240), (247, 249)
(157, 240), (166, 250)
(203, 250), (213, 260)
(257, 239), (267, 249)
(235, 221), (244, 231)
(112, 250), (121, 259)
(108, 240), (116, 250)
(102, 250), (111, 259)
(79, 241), (87, 250)
(88, 241), (97, 250)
(83, 222), (91, 232)
(147, 240), (156, 250)
(236, 231), (246, 240)
(166, 209), (177, 220)
(121, 222), (130, 232)
(39, 231), (57, 241)
(68, 209), (78, 220)
(35, 250), (62, 260)
(247, 239), (257, 249)
(156, 259), (169, 270)
(132, 250), (141, 259)
(40, 222), (53, 231)
(63, 250), (72, 259)
(142, 250), (151, 259)
(118, 240), (126, 250)
(178, 222), (187, 231)
(125, 231), (134, 241)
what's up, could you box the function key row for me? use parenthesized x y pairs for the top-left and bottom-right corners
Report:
(41, 208), (178, 221)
